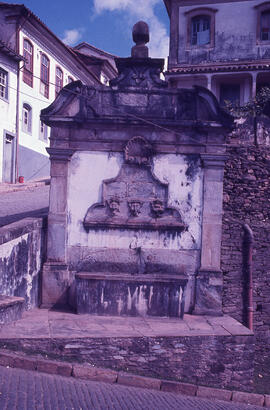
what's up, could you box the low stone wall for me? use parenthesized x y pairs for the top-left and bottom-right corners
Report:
(0, 218), (46, 309)
(0, 334), (255, 392)
(222, 122), (270, 393)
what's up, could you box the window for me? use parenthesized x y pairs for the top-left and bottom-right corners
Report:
(100, 73), (109, 86)
(68, 76), (74, 84)
(22, 103), (32, 133)
(23, 39), (33, 87)
(40, 120), (48, 141)
(185, 7), (217, 48)
(261, 10), (270, 40)
(55, 66), (63, 97)
(191, 16), (210, 46)
(40, 53), (50, 98)
(256, 3), (270, 43)
(220, 84), (240, 107)
(0, 68), (8, 100)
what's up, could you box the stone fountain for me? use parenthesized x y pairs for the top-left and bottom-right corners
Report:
(40, 21), (232, 318)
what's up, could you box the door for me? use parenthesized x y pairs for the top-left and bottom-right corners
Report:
(3, 133), (15, 183)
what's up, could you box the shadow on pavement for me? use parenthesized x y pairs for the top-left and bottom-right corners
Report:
(0, 207), (49, 228)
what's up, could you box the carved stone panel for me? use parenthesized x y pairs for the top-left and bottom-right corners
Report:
(84, 137), (187, 232)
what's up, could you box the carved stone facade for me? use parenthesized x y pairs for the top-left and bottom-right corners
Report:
(41, 22), (232, 317)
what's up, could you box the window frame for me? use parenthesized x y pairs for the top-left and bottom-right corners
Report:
(22, 103), (32, 134)
(23, 38), (34, 87)
(185, 7), (217, 50)
(39, 120), (48, 142)
(0, 68), (8, 101)
(255, 2), (270, 44)
(40, 53), (50, 99)
(55, 66), (63, 97)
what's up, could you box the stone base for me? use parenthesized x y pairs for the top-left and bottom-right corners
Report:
(0, 295), (25, 325)
(193, 269), (223, 316)
(76, 272), (187, 318)
(41, 262), (70, 308)
(0, 309), (255, 392)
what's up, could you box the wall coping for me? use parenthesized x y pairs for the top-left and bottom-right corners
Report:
(0, 349), (267, 407)
(0, 218), (44, 245)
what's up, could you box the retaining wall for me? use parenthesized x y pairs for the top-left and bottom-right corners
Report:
(0, 218), (46, 309)
(222, 117), (270, 393)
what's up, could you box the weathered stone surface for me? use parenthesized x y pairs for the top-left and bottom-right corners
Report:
(40, 24), (232, 322)
(221, 131), (270, 394)
(193, 270), (223, 316)
(118, 372), (161, 390)
(197, 386), (232, 401)
(232, 391), (265, 406)
(76, 273), (187, 318)
(13, 356), (36, 370)
(37, 360), (72, 377)
(0, 352), (15, 367)
(0, 333), (255, 392)
(0, 296), (25, 325)
(161, 380), (197, 396)
(73, 364), (117, 383)
(41, 262), (70, 308)
(0, 218), (44, 310)
(264, 395), (270, 408)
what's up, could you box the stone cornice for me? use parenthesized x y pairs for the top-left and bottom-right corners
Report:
(201, 154), (227, 168)
(46, 148), (75, 161)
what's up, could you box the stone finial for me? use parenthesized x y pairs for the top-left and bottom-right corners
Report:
(131, 21), (149, 58)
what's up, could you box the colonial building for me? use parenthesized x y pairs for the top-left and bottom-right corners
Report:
(164, 0), (270, 105)
(0, 3), (116, 183)
(0, 40), (22, 183)
(73, 43), (118, 86)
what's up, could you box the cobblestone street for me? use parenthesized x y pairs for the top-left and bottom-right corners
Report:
(0, 186), (49, 227)
(0, 366), (264, 410)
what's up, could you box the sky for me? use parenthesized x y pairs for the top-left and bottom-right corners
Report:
(4, 0), (170, 58)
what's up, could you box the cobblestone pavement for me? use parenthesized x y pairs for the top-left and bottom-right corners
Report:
(0, 366), (263, 410)
(0, 186), (49, 227)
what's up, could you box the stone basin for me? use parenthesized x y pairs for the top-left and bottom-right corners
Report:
(76, 272), (187, 318)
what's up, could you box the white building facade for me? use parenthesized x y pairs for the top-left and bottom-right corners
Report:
(164, 0), (270, 105)
(0, 41), (21, 183)
(0, 3), (102, 182)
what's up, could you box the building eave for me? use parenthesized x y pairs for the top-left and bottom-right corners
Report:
(166, 60), (270, 75)
(0, 39), (23, 62)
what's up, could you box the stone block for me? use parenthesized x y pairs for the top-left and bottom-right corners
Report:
(41, 263), (70, 308)
(161, 380), (197, 396)
(118, 372), (161, 390)
(0, 352), (15, 367)
(13, 356), (36, 371)
(73, 365), (117, 383)
(197, 386), (232, 401)
(57, 363), (72, 377)
(193, 270), (223, 316)
(232, 391), (265, 406)
(37, 360), (59, 375)
(0, 296), (25, 325)
(264, 395), (270, 408)
(37, 359), (72, 377)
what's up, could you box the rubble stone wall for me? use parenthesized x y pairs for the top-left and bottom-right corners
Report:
(0, 218), (46, 309)
(0, 334), (255, 392)
(222, 118), (270, 393)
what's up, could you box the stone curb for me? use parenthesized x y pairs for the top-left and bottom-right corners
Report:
(0, 350), (268, 407)
(0, 179), (50, 194)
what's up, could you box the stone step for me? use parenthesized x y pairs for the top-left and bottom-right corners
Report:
(76, 272), (187, 318)
(0, 295), (25, 326)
